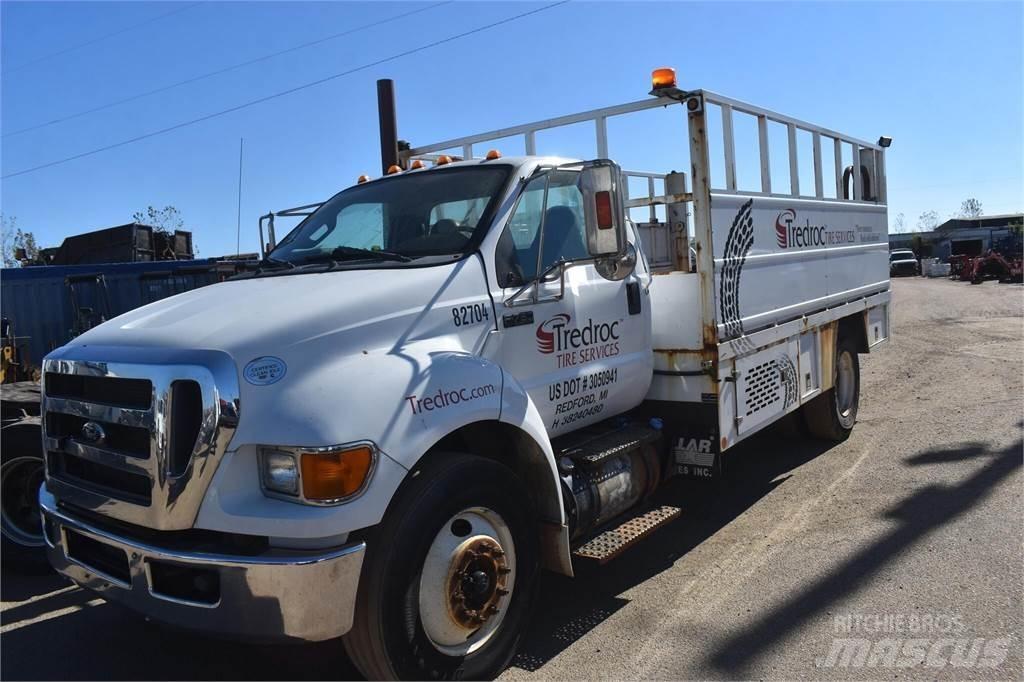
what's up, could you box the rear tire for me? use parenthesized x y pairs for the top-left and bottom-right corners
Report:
(803, 334), (860, 442)
(1, 419), (50, 573)
(343, 452), (538, 680)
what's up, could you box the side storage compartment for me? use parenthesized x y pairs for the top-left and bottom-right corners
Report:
(719, 339), (803, 447)
(718, 325), (839, 451)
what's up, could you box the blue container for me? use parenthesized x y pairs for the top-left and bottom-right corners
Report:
(1, 259), (234, 371)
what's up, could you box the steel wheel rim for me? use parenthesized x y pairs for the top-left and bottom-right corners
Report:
(836, 350), (856, 421)
(1, 456), (46, 547)
(418, 506), (516, 656)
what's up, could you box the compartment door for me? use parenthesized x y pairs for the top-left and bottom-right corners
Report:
(725, 340), (800, 438)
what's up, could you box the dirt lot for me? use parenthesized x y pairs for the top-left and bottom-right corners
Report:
(2, 277), (1021, 680)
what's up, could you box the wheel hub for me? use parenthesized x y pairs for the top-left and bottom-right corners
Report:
(418, 507), (516, 656)
(447, 537), (510, 628)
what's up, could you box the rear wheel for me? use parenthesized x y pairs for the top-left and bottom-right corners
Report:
(803, 334), (860, 441)
(343, 453), (538, 680)
(1, 420), (50, 573)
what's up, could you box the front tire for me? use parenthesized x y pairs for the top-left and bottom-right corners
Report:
(343, 452), (538, 680)
(802, 334), (860, 441)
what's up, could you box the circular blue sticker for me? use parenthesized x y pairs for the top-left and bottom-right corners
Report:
(243, 356), (287, 386)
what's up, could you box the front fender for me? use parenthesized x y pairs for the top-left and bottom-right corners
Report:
(196, 348), (505, 539)
(496, 367), (565, 524)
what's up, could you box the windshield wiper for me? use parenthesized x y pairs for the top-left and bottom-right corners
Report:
(257, 256), (296, 271)
(327, 246), (412, 263)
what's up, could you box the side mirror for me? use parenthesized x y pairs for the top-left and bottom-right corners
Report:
(579, 161), (626, 258)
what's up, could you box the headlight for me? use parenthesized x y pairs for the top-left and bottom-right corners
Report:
(258, 443), (376, 504)
(260, 450), (299, 495)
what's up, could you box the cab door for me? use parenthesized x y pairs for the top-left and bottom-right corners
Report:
(484, 169), (653, 436)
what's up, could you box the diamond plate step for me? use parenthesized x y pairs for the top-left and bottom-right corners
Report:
(572, 505), (682, 564)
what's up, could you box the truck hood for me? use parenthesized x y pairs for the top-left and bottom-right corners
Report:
(67, 260), (489, 364)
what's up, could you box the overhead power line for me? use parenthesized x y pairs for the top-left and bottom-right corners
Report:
(3, 2), (203, 74)
(2, 1), (570, 180)
(3, 1), (454, 138)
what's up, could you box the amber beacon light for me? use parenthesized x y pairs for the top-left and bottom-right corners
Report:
(651, 67), (677, 90)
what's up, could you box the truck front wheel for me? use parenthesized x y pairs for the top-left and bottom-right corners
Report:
(802, 334), (860, 441)
(343, 452), (538, 680)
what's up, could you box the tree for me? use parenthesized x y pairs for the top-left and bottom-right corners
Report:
(892, 212), (906, 234)
(132, 205), (198, 257)
(958, 198), (983, 218)
(0, 215), (15, 267)
(917, 210), (939, 231)
(133, 205), (184, 233)
(1, 215), (40, 267)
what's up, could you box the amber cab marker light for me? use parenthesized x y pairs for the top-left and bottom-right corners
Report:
(485, 149), (502, 160)
(357, 174), (370, 184)
(651, 67), (677, 91)
(300, 446), (373, 501)
(436, 154), (452, 165)
(386, 164), (402, 175)
(410, 159), (425, 169)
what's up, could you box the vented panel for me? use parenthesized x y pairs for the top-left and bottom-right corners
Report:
(743, 360), (781, 417)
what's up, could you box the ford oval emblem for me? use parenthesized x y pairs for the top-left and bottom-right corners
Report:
(81, 421), (106, 445)
(243, 356), (287, 386)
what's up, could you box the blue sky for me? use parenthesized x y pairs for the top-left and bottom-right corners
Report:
(2, 1), (1021, 257)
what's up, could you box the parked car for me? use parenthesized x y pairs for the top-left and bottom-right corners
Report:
(890, 249), (919, 276)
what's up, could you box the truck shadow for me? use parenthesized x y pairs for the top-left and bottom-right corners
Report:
(704, 428), (1023, 676)
(510, 415), (834, 672)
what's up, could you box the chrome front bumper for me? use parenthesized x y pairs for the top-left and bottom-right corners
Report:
(40, 487), (365, 642)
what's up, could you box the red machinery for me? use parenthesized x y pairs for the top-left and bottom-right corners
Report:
(956, 251), (1024, 284)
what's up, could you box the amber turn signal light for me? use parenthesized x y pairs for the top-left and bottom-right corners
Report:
(651, 67), (677, 90)
(300, 446), (373, 501)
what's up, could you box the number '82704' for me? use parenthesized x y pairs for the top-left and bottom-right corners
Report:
(451, 303), (491, 327)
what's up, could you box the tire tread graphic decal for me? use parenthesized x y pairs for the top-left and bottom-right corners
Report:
(776, 354), (798, 408)
(719, 199), (754, 340)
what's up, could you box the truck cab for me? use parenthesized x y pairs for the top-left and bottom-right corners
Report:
(38, 72), (891, 680)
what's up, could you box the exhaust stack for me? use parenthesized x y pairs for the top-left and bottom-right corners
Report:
(376, 79), (399, 174)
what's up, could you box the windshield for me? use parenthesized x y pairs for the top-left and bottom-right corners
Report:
(890, 252), (915, 261)
(269, 165), (513, 265)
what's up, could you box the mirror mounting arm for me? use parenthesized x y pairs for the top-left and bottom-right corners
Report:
(503, 259), (570, 308)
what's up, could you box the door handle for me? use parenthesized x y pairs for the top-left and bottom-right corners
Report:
(626, 281), (642, 315)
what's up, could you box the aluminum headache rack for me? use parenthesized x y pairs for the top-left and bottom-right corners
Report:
(403, 85), (888, 209)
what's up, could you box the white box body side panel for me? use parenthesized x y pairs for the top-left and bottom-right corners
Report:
(710, 194), (888, 341)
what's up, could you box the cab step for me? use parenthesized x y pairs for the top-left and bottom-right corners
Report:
(572, 505), (682, 564)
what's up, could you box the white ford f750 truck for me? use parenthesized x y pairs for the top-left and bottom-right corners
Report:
(39, 71), (891, 679)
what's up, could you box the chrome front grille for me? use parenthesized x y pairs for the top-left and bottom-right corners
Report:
(42, 350), (239, 530)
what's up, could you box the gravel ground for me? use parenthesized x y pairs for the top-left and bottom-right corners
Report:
(2, 277), (1021, 680)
